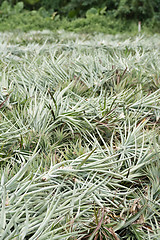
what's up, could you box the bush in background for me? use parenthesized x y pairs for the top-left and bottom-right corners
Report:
(0, 0), (159, 33)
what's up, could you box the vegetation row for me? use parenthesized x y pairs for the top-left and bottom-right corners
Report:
(0, 31), (160, 239)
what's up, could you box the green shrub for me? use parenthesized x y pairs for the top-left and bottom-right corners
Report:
(0, 1), (12, 17)
(86, 7), (98, 18)
(0, 1), (24, 18)
(0, 2), (159, 34)
(14, 1), (24, 13)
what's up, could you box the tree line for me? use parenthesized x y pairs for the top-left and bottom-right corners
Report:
(0, 0), (160, 21)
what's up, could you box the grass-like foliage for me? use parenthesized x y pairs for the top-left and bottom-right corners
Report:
(0, 31), (160, 239)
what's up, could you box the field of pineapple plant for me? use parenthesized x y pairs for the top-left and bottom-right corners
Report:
(0, 31), (160, 239)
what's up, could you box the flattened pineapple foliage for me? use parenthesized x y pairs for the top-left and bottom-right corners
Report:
(0, 31), (160, 239)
